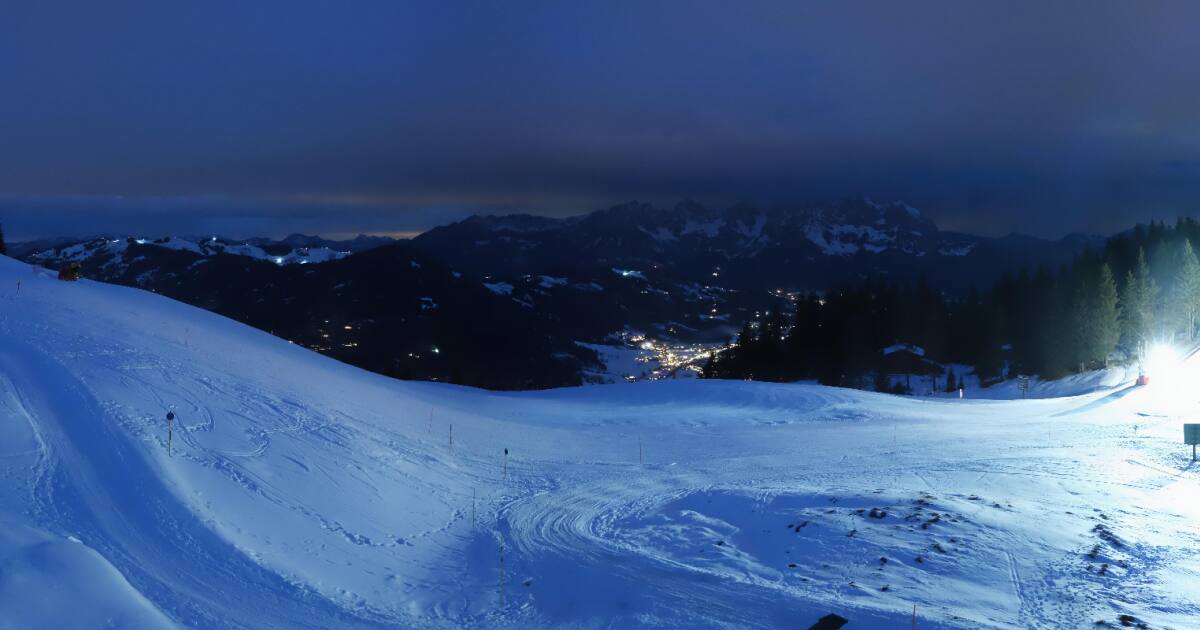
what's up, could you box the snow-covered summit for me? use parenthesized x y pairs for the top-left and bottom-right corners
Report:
(413, 198), (1090, 296)
(29, 235), (354, 268)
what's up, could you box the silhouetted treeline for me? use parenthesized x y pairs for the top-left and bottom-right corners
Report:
(703, 219), (1200, 389)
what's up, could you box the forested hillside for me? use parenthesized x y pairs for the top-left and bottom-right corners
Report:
(705, 219), (1200, 388)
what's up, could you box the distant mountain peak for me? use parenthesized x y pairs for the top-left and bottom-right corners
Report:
(415, 197), (1092, 294)
(24, 232), (398, 271)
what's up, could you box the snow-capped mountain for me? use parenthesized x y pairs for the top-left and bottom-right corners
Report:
(11, 199), (1103, 388)
(413, 198), (1099, 293)
(26, 233), (396, 270)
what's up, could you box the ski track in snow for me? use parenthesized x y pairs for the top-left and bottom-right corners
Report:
(1, 258), (1200, 628)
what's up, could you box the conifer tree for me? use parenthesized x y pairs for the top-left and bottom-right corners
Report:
(1173, 239), (1200, 341)
(873, 368), (889, 393)
(1139, 249), (1161, 344)
(0, 222), (6, 256)
(1120, 270), (1141, 350)
(1069, 263), (1120, 370)
(1093, 264), (1121, 366)
(1119, 248), (1158, 360)
(1069, 280), (1091, 371)
(978, 308), (1007, 381)
(701, 352), (718, 379)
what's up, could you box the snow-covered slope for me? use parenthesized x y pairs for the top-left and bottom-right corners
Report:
(0, 255), (1197, 629)
(29, 236), (353, 268)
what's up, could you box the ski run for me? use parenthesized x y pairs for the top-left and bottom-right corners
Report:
(0, 254), (1197, 629)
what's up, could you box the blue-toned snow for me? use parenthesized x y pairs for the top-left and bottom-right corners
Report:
(0, 255), (1197, 629)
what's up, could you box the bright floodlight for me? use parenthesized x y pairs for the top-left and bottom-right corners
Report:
(1144, 342), (1199, 414)
(1146, 343), (1182, 379)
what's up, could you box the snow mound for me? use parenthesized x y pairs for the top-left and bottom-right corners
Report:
(0, 522), (174, 629)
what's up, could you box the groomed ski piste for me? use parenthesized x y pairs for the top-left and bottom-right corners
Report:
(0, 254), (1198, 629)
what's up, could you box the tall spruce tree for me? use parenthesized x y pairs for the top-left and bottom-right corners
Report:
(1093, 264), (1121, 367)
(0, 222), (6, 256)
(1173, 239), (1200, 341)
(1120, 270), (1142, 352)
(1070, 264), (1120, 370)
(1119, 248), (1157, 360)
(1135, 248), (1159, 339)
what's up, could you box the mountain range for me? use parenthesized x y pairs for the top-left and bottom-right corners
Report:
(10, 199), (1102, 388)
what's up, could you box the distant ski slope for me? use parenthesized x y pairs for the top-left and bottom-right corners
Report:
(0, 255), (1197, 629)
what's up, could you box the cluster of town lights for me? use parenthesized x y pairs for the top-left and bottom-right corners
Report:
(626, 334), (719, 379)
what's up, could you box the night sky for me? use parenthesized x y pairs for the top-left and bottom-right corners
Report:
(4, 1), (1200, 240)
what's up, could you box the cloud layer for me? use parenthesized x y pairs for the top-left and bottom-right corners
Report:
(3, 1), (1200, 238)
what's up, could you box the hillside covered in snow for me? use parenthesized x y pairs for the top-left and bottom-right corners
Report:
(413, 198), (1099, 295)
(0, 255), (1197, 629)
(9, 199), (1109, 391)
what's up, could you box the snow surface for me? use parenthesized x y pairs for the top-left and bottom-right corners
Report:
(611, 267), (646, 280)
(31, 237), (351, 268)
(536, 275), (567, 289)
(576, 341), (657, 383)
(483, 281), (514, 295)
(0, 255), (1198, 628)
(883, 344), (926, 357)
(803, 223), (899, 256)
(681, 218), (725, 238)
(938, 243), (977, 257)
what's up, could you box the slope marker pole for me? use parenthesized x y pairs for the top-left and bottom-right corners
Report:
(166, 410), (175, 458)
